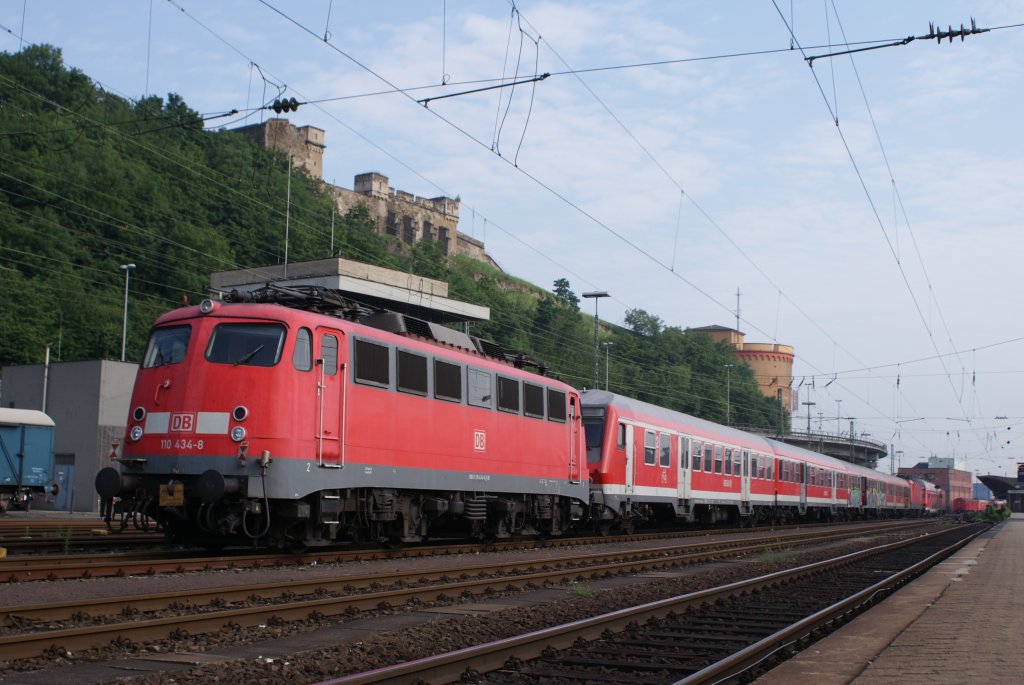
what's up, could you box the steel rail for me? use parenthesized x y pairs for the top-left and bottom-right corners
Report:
(0, 519), (922, 582)
(0, 523), (932, 660)
(314, 524), (980, 685)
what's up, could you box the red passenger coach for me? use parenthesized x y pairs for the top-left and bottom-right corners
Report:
(581, 390), (912, 528)
(96, 289), (588, 548)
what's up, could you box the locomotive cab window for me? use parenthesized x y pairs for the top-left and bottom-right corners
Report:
(434, 359), (462, 402)
(354, 339), (390, 387)
(292, 328), (312, 371)
(321, 334), (338, 376)
(397, 350), (428, 395)
(205, 323), (285, 367)
(143, 325), (191, 368)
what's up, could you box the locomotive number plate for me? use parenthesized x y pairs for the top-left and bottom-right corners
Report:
(159, 482), (184, 506)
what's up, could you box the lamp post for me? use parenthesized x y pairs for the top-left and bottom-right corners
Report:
(723, 364), (733, 425)
(582, 291), (609, 389)
(119, 263), (136, 362)
(603, 341), (614, 390)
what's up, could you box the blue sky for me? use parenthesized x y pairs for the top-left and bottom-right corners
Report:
(4, 1), (1024, 477)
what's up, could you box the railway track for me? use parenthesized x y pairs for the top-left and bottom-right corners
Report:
(0, 520), (932, 661)
(0, 519), (907, 582)
(320, 521), (987, 684)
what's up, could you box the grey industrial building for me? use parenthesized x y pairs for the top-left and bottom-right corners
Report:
(0, 360), (137, 513)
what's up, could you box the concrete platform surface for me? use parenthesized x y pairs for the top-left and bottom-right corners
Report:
(756, 514), (1022, 684)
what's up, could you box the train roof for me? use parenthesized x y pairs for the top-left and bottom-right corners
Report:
(0, 408), (55, 427)
(151, 301), (575, 391)
(583, 389), (904, 485)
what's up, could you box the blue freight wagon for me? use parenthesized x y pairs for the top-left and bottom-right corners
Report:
(0, 408), (58, 512)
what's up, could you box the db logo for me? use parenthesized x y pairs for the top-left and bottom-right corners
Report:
(170, 413), (196, 432)
(473, 430), (486, 452)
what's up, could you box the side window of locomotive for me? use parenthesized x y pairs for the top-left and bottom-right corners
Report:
(321, 334), (338, 376)
(524, 383), (545, 419)
(206, 323), (285, 367)
(547, 389), (567, 422)
(143, 325), (191, 368)
(397, 350), (428, 396)
(292, 328), (312, 371)
(353, 339), (390, 387)
(496, 376), (520, 413)
(691, 440), (702, 471)
(643, 430), (656, 466)
(434, 359), (462, 402)
(467, 368), (492, 408)
(659, 433), (670, 467)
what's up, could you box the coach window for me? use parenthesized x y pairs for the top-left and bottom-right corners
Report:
(782, 460), (790, 482)
(691, 440), (702, 471)
(644, 430), (656, 466)
(547, 389), (567, 422)
(468, 368), (492, 408)
(497, 376), (520, 413)
(733, 450), (742, 476)
(659, 433), (671, 467)
(704, 444), (713, 473)
(758, 455), (765, 479)
(724, 448), (733, 475)
(397, 350), (428, 396)
(767, 456), (774, 480)
(321, 335), (338, 376)
(524, 383), (545, 419)
(714, 445), (723, 474)
(434, 359), (462, 402)
(742, 450), (749, 477)
(679, 436), (690, 469)
(354, 339), (390, 387)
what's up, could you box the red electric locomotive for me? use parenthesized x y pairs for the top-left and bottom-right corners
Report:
(96, 287), (588, 548)
(581, 390), (913, 528)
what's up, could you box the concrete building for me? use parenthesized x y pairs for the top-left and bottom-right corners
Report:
(232, 119), (493, 266)
(0, 360), (137, 513)
(898, 457), (973, 510)
(689, 325), (795, 411)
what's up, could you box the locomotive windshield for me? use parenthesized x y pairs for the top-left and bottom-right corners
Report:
(142, 325), (192, 368)
(205, 323), (286, 367)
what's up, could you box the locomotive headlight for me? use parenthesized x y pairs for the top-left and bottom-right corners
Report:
(129, 425), (144, 442)
(230, 425), (247, 442)
(199, 299), (217, 314)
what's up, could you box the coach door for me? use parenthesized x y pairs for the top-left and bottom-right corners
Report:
(677, 435), (691, 501)
(740, 450), (751, 511)
(316, 328), (343, 466)
(624, 424), (635, 496)
(799, 462), (808, 513)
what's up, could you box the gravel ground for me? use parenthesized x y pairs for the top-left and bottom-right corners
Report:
(0, 529), (923, 684)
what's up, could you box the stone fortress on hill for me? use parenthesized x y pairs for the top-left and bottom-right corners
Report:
(233, 118), (492, 267)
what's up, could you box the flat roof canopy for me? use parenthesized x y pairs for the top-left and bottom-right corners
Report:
(211, 258), (490, 325)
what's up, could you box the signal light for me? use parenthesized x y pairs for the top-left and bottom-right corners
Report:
(272, 97), (300, 113)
